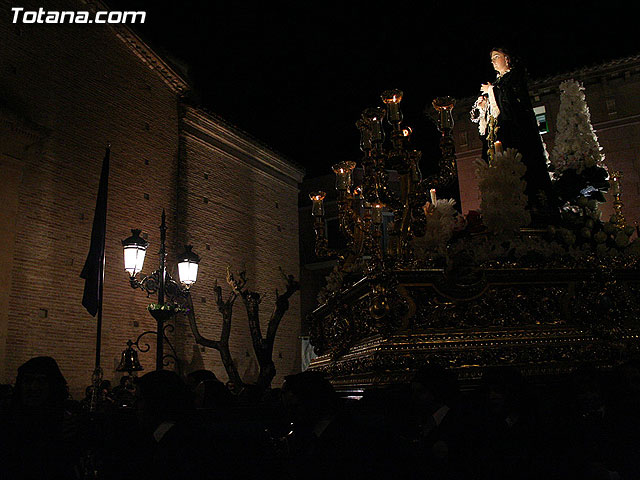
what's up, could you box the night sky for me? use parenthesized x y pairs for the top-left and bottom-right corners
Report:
(107, 0), (637, 178)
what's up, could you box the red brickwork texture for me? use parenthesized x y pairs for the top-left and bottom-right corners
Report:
(0, 0), (303, 398)
(175, 127), (302, 388)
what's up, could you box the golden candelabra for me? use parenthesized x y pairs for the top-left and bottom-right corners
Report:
(309, 90), (458, 275)
(610, 170), (626, 229)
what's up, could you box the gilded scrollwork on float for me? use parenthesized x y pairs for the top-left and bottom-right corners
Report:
(306, 88), (640, 388)
(308, 266), (640, 385)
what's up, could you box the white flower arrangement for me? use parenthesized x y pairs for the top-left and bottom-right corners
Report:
(476, 148), (530, 236)
(448, 233), (571, 266)
(550, 79), (606, 175)
(413, 198), (464, 256)
(448, 223), (640, 268)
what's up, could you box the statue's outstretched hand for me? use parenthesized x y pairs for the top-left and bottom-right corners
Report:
(480, 83), (492, 94)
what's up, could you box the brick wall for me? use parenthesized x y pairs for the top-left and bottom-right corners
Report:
(0, 0), (304, 398)
(177, 106), (304, 388)
(0, 0), (184, 398)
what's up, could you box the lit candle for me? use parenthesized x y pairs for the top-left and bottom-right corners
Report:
(611, 171), (621, 196)
(332, 161), (356, 191)
(494, 141), (503, 154)
(309, 191), (326, 217)
(430, 188), (437, 205)
(371, 202), (384, 224)
(381, 89), (403, 123)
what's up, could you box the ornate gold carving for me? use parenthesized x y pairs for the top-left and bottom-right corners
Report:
(308, 267), (640, 386)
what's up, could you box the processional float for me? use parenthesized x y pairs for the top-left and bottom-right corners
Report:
(306, 90), (640, 390)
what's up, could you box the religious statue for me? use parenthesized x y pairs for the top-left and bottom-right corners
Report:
(472, 47), (559, 225)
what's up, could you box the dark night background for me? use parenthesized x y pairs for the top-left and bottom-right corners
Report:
(107, 0), (637, 177)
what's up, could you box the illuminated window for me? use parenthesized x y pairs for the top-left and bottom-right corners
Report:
(533, 106), (548, 134)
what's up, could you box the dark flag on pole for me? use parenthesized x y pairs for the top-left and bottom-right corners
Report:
(80, 146), (110, 317)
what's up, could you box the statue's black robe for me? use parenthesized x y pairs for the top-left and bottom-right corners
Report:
(493, 68), (558, 222)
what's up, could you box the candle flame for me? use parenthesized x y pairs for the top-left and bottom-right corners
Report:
(381, 89), (403, 104)
(309, 191), (326, 201)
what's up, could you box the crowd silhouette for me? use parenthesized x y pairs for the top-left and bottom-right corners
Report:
(1, 356), (639, 479)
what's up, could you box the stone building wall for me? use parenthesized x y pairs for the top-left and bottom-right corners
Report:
(0, 0), (304, 398)
(177, 106), (304, 387)
(0, 0), (185, 398)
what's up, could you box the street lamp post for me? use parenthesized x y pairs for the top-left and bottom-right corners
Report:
(122, 209), (200, 370)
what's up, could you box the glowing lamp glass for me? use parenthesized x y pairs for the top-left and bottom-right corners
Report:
(177, 245), (200, 286)
(381, 89), (403, 104)
(122, 229), (148, 276)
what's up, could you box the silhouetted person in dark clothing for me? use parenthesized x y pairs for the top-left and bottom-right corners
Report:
(404, 365), (471, 479)
(549, 364), (626, 479)
(110, 374), (137, 409)
(186, 368), (218, 389)
(0, 356), (81, 479)
(281, 371), (402, 480)
(186, 368), (235, 411)
(133, 370), (213, 480)
(0, 383), (12, 413)
(195, 379), (236, 410)
(472, 366), (542, 479)
(605, 360), (640, 477)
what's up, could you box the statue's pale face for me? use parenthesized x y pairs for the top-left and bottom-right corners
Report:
(490, 51), (510, 75)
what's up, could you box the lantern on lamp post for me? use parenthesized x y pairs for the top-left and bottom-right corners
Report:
(121, 209), (200, 370)
(177, 245), (200, 287)
(122, 229), (148, 277)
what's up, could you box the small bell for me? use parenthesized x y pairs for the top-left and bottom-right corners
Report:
(116, 340), (144, 375)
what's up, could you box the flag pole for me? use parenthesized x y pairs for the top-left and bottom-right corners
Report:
(80, 143), (111, 411)
(90, 263), (105, 413)
(94, 234), (105, 372)
(92, 143), (110, 411)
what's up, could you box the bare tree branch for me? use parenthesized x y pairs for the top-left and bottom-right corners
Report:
(186, 267), (299, 393)
(185, 294), (219, 350)
(240, 268), (300, 390)
(266, 271), (300, 345)
(185, 281), (243, 390)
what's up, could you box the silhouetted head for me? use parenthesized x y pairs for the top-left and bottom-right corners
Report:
(15, 356), (68, 412)
(411, 364), (459, 410)
(186, 369), (218, 391)
(614, 359), (640, 394)
(481, 366), (526, 415)
(282, 371), (340, 428)
(569, 364), (604, 416)
(194, 379), (235, 410)
(136, 370), (194, 429)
